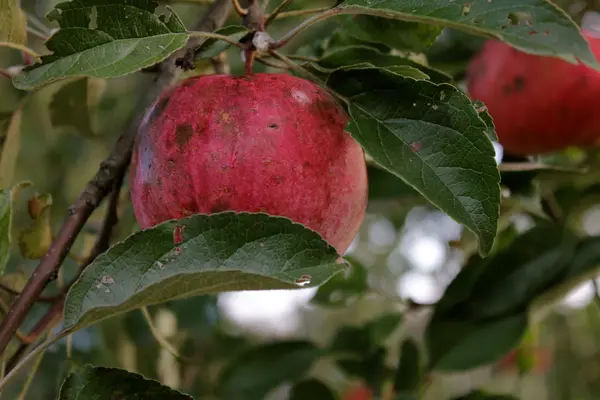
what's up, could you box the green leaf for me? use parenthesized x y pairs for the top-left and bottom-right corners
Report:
(18, 193), (53, 259)
(0, 0), (27, 47)
(311, 257), (368, 307)
(50, 77), (106, 137)
(367, 165), (420, 201)
(63, 212), (345, 332)
(218, 340), (322, 400)
(453, 390), (520, 400)
(327, 66), (500, 256)
(472, 100), (497, 141)
(457, 224), (577, 319)
(340, 15), (442, 53)
(12, 1), (189, 90)
(394, 339), (422, 395)
(315, 45), (451, 83)
(336, 346), (390, 388)
(532, 235), (600, 318)
(58, 365), (192, 399)
(0, 108), (23, 187)
(194, 25), (248, 60)
(330, 313), (402, 356)
(290, 379), (336, 400)
(427, 313), (528, 371)
(335, 0), (598, 68)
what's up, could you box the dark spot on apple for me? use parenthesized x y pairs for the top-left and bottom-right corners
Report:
(176, 124), (194, 147)
(513, 75), (526, 91)
(268, 123), (278, 129)
(210, 198), (231, 213)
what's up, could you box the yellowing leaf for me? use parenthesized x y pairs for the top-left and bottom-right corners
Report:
(0, 108), (23, 188)
(18, 193), (53, 260)
(0, 0), (27, 47)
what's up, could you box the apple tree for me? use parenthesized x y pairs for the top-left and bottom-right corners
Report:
(1, 0), (600, 399)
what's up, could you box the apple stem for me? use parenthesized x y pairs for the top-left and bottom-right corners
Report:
(232, 0), (249, 16)
(238, 0), (266, 74)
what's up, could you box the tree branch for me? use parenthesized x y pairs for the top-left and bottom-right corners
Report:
(0, 0), (233, 357)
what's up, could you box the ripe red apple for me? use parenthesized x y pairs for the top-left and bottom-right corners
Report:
(130, 73), (368, 254)
(466, 30), (600, 155)
(343, 384), (373, 400)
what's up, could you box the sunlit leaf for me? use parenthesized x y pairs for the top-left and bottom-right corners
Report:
(12, 1), (190, 90)
(335, 0), (598, 68)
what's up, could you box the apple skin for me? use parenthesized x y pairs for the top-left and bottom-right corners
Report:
(130, 73), (368, 254)
(466, 30), (600, 156)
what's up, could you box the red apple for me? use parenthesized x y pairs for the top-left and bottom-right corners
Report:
(130, 73), (368, 254)
(466, 30), (600, 155)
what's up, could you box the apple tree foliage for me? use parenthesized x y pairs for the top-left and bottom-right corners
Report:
(1, 0), (600, 398)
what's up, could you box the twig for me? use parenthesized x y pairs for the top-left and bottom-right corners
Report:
(140, 307), (202, 364)
(284, 54), (318, 62)
(255, 56), (290, 69)
(25, 12), (52, 37)
(269, 8), (341, 49)
(268, 6), (331, 21)
(5, 299), (63, 372)
(26, 26), (49, 41)
(0, 328), (70, 391)
(0, 0), (233, 360)
(264, 0), (293, 26)
(0, 69), (12, 79)
(188, 31), (247, 50)
(0, 283), (59, 303)
(232, 0), (249, 15)
(268, 50), (322, 81)
(15, 348), (45, 400)
(211, 52), (230, 74)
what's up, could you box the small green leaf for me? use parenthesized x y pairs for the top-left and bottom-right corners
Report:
(394, 339), (422, 395)
(18, 193), (53, 260)
(63, 212), (345, 332)
(336, 347), (390, 389)
(311, 257), (368, 307)
(58, 365), (192, 399)
(12, 1), (189, 90)
(330, 313), (402, 356)
(290, 379), (336, 400)
(0, 0), (26, 47)
(194, 25), (248, 60)
(218, 340), (322, 400)
(427, 313), (528, 371)
(453, 390), (520, 400)
(341, 15), (442, 53)
(0, 108), (23, 187)
(335, 0), (598, 68)
(50, 77), (106, 137)
(327, 66), (500, 256)
(472, 100), (497, 141)
(315, 45), (451, 83)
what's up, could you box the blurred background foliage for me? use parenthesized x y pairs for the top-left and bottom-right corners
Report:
(4, 0), (600, 399)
